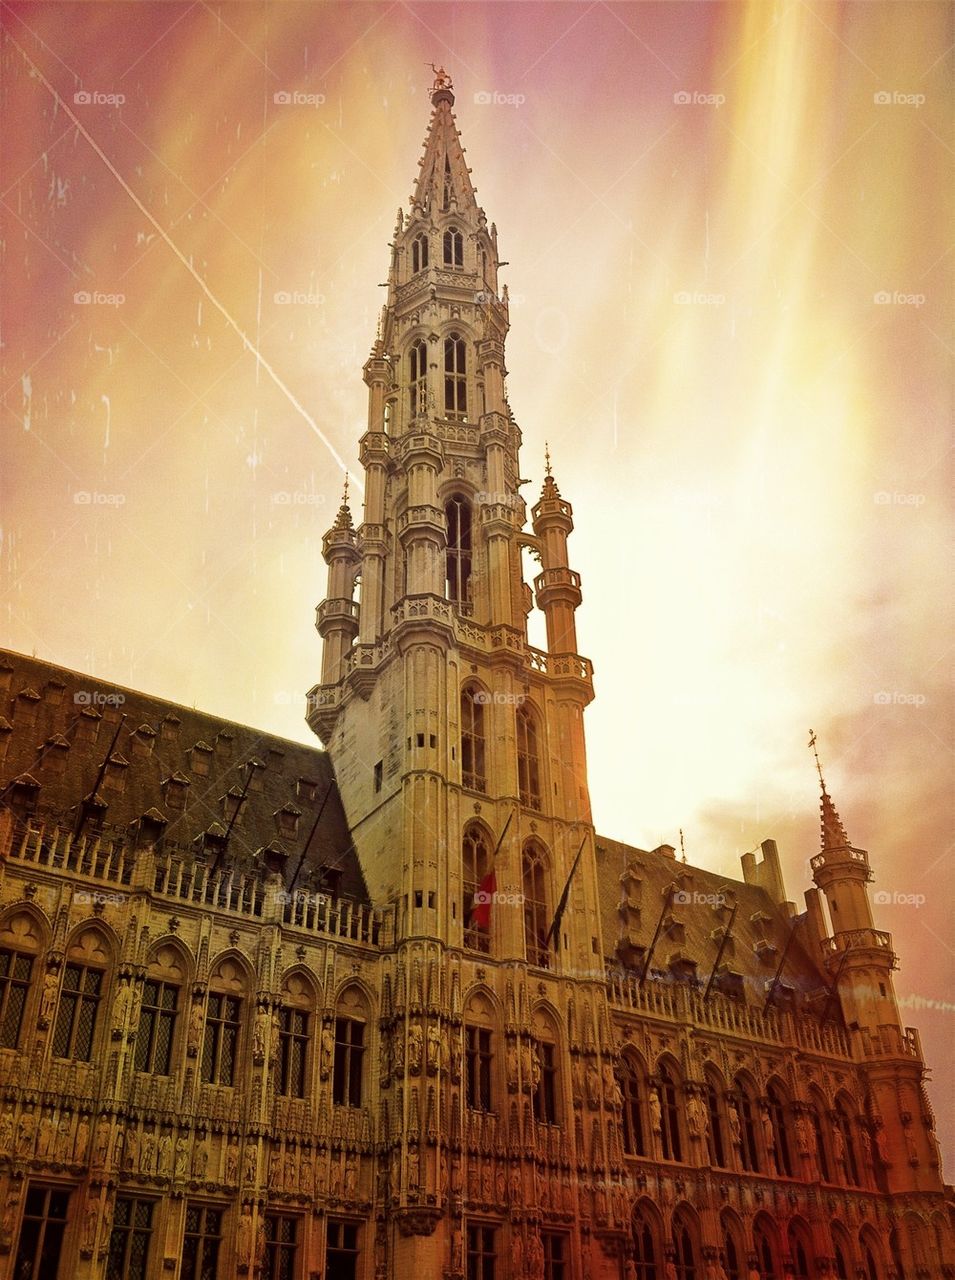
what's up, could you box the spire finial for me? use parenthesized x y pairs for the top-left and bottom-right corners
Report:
(544, 441), (552, 477)
(808, 729), (826, 791)
(342, 473), (349, 507)
(679, 828), (687, 863)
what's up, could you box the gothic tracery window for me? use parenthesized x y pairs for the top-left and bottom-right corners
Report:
(655, 1060), (683, 1162)
(516, 705), (542, 811)
(767, 1079), (794, 1176)
(443, 225), (463, 267)
(409, 340), (428, 419)
(463, 823), (492, 953)
(631, 1208), (658, 1280)
(522, 841), (550, 969)
(444, 333), (467, 418)
(411, 233), (429, 274)
(445, 495), (473, 606)
(460, 687), (487, 792)
(621, 1056), (647, 1157)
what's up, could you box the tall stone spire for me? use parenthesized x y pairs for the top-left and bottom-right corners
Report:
(410, 68), (479, 218)
(809, 728), (851, 851)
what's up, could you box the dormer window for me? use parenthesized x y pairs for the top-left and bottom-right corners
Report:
(274, 804), (302, 839)
(190, 742), (213, 776)
(409, 340), (428, 419)
(444, 333), (467, 418)
(411, 233), (429, 273)
(162, 773), (190, 811)
(443, 226), (463, 267)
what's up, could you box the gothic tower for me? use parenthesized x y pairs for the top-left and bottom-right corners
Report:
(307, 71), (615, 1273)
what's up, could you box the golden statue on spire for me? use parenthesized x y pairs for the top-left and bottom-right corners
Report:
(427, 63), (454, 97)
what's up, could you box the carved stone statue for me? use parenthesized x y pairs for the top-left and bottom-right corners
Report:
(237, 1202), (255, 1269)
(40, 970), (59, 1025)
(586, 1062), (601, 1109)
(140, 1128), (155, 1175)
(17, 1108), (36, 1157)
(728, 1099), (742, 1146)
(73, 1114), (90, 1163)
(124, 1126), (139, 1173)
(252, 1006), (270, 1060)
(344, 1154), (358, 1199)
(225, 1137), (240, 1184)
(506, 1043), (519, 1091)
(193, 1135), (209, 1179)
(320, 1025), (335, 1079)
(157, 1130), (173, 1175)
(82, 1196), (98, 1251)
(649, 1089), (663, 1135)
(408, 1023), (423, 1075)
(426, 1024), (441, 1074)
(187, 1000), (205, 1055)
(243, 1142), (258, 1185)
(602, 1060), (622, 1109)
(37, 1111), (55, 1158)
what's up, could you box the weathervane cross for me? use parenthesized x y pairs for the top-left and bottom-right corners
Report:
(808, 729), (825, 789)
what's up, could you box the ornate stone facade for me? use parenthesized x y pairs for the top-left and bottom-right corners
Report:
(0, 74), (951, 1280)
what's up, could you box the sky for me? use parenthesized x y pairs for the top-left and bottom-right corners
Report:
(1, 1), (952, 1163)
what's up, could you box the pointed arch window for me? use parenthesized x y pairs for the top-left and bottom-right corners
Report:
(787, 1223), (812, 1280)
(516, 705), (542, 811)
(522, 841), (550, 969)
(462, 824), (492, 954)
(411, 233), (429, 274)
(753, 1219), (780, 1280)
(443, 225), (463, 267)
(0, 912), (41, 1051)
(409, 340), (428, 419)
(444, 332), (467, 418)
(201, 958), (246, 1086)
(135, 945), (185, 1076)
(834, 1097), (860, 1186)
(621, 1056), (647, 1157)
(460, 687), (486, 792)
(721, 1215), (746, 1280)
(531, 1021), (559, 1125)
(809, 1093), (832, 1180)
(445, 495), (473, 606)
(52, 929), (110, 1062)
(655, 1061), (683, 1162)
(631, 1209), (658, 1280)
(768, 1080), (794, 1176)
(672, 1215), (699, 1280)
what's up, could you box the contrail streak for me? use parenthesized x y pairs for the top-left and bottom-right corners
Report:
(8, 30), (364, 494)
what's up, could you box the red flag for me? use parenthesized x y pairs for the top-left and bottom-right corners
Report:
(470, 870), (496, 929)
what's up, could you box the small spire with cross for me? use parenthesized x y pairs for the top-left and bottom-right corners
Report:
(544, 442), (552, 477)
(809, 730), (851, 852)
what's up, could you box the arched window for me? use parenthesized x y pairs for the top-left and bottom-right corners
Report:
(445, 495), (473, 606)
(753, 1215), (781, 1280)
(834, 1096), (860, 1186)
(52, 928), (110, 1061)
(672, 1212), (699, 1280)
(621, 1056), (647, 1157)
(201, 956), (247, 1086)
(135, 943), (186, 1075)
(705, 1072), (728, 1168)
(444, 333), (467, 418)
(655, 1061), (683, 1162)
(889, 1228), (905, 1279)
(409, 340), (428, 419)
(332, 986), (368, 1108)
(462, 824), (492, 954)
(860, 1233), (882, 1280)
(834, 1243), (850, 1280)
(516, 705), (541, 811)
(522, 841), (550, 969)
(411, 233), (429, 274)
(767, 1079), (793, 1176)
(460, 687), (486, 792)
(720, 1212), (746, 1280)
(631, 1205), (659, 1280)
(787, 1221), (813, 1280)
(732, 1076), (760, 1172)
(0, 911), (42, 1051)
(531, 1012), (559, 1125)
(464, 991), (496, 1113)
(277, 971), (315, 1099)
(443, 225), (463, 267)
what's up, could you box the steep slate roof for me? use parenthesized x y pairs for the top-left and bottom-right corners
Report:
(594, 835), (831, 1009)
(0, 650), (368, 904)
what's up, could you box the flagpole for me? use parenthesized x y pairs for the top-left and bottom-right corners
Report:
(638, 884), (674, 989)
(703, 902), (738, 1002)
(545, 833), (588, 952)
(763, 916), (798, 1013)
